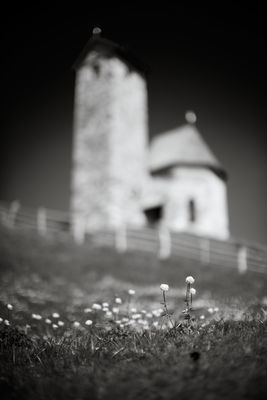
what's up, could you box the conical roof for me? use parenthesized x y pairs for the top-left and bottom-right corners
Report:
(148, 124), (227, 179)
(73, 29), (147, 74)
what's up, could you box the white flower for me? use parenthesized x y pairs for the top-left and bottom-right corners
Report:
(25, 324), (31, 329)
(45, 318), (52, 324)
(146, 312), (153, 318)
(190, 288), (196, 295)
(131, 308), (137, 313)
(4, 319), (10, 326)
(0, 317), (3, 323)
(32, 313), (42, 320)
(214, 307), (219, 312)
(115, 298), (122, 304)
(52, 324), (58, 329)
(92, 303), (102, 310)
(200, 315), (205, 320)
(185, 276), (195, 284)
(7, 304), (13, 310)
(105, 311), (112, 317)
(132, 313), (142, 320)
(102, 302), (109, 307)
(160, 284), (169, 291)
(102, 307), (109, 312)
(84, 307), (92, 313)
(112, 307), (119, 314)
(152, 321), (159, 327)
(73, 321), (80, 327)
(208, 307), (214, 314)
(58, 321), (64, 326)
(52, 312), (60, 318)
(85, 319), (93, 326)
(128, 289), (135, 295)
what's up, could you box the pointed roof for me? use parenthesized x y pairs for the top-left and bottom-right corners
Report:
(148, 124), (227, 179)
(73, 29), (148, 74)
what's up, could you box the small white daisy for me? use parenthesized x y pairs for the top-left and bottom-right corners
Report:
(85, 319), (93, 326)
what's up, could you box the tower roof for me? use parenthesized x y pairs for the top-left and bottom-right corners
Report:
(149, 124), (227, 179)
(73, 29), (148, 74)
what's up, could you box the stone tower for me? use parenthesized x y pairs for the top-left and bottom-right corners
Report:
(71, 29), (148, 242)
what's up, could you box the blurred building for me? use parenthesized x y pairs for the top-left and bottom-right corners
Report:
(71, 29), (229, 242)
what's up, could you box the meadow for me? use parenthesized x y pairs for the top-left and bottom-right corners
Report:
(0, 225), (267, 400)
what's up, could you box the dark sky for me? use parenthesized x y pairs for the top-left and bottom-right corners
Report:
(0, 5), (266, 245)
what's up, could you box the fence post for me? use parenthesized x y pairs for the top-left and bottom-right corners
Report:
(37, 207), (47, 236)
(115, 225), (127, 253)
(8, 200), (20, 228)
(200, 237), (210, 265)
(237, 246), (247, 274)
(73, 217), (86, 245)
(158, 226), (171, 260)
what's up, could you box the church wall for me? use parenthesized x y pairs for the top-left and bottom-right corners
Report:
(151, 167), (229, 239)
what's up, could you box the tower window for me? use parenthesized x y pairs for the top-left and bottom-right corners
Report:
(188, 199), (196, 222)
(92, 63), (100, 75)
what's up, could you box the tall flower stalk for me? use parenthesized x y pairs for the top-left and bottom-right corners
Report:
(160, 284), (174, 328)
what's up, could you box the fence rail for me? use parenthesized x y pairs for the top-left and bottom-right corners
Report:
(1, 200), (267, 274)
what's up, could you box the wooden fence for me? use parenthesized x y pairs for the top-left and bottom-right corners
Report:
(1, 200), (267, 274)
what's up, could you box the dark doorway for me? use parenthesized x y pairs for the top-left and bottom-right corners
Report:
(143, 206), (163, 227)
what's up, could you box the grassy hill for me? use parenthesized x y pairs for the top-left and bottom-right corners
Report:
(0, 225), (267, 400)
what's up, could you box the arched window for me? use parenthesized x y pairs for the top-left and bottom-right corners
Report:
(189, 199), (196, 222)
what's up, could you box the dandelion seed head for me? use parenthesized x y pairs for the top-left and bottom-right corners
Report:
(128, 289), (135, 295)
(58, 321), (64, 327)
(45, 318), (52, 324)
(73, 321), (80, 327)
(7, 304), (13, 310)
(214, 307), (219, 312)
(115, 298), (122, 304)
(102, 302), (109, 307)
(102, 307), (109, 312)
(131, 308), (137, 313)
(208, 307), (214, 314)
(186, 276), (195, 284)
(200, 315), (205, 320)
(4, 319), (10, 326)
(160, 284), (169, 291)
(112, 307), (119, 314)
(190, 288), (196, 295)
(84, 308), (92, 313)
(85, 319), (93, 326)
(52, 324), (58, 329)
(0, 317), (3, 323)
(52, 312), (60, 318)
